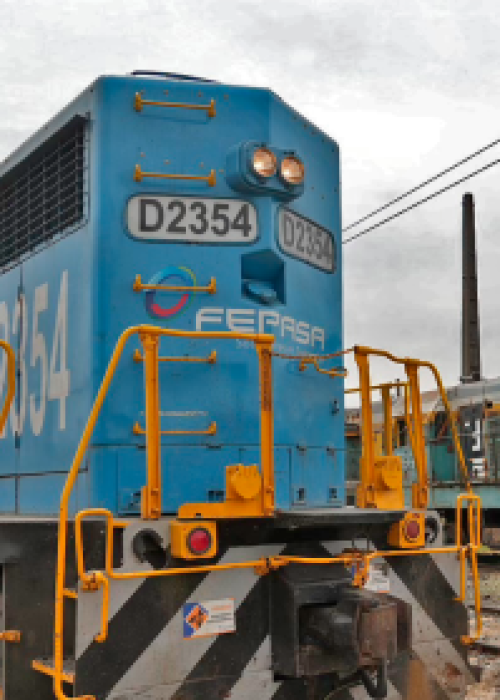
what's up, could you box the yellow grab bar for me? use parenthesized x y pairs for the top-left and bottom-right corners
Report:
(404, 383), (416, 454)
(132, 421), (217, 437)
(0, 340), (15, 436)
(456, 493), (481, 548)
(133, 274), (216, 295)
(298, 357), (347, 378)
(454, 493), (482, 641)
(133, 349), (216, 364)
(345, 380), (408, 395)
(134, 164), (216, 187)
(134, 93), (216, 118)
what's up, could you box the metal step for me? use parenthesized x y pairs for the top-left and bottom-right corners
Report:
(32, 658), (75, 685)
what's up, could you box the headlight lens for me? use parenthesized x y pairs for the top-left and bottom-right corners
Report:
(252, 147), (277, 178)
(280, 156), (305, 185)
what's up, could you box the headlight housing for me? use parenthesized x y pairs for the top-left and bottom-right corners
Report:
(226, 142), (305, 200)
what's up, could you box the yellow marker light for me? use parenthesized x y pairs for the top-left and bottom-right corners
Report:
(280, 156), (305, 185)
(252, 147), (277, 178)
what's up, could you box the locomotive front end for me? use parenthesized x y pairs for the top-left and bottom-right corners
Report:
(0, 72), (476, 700)
(93, 73), (345, 517)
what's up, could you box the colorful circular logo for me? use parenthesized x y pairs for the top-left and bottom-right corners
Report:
(145, 266), (197, 320)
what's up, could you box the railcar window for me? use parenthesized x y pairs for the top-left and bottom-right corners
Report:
(0, 116), (87, 271)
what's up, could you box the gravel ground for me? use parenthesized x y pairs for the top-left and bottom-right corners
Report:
(467, 565), (500, 698)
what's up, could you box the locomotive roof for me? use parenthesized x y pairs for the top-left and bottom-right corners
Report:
(0, 72), (338, 183)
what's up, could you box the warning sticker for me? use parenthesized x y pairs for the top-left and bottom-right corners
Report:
(183, 598), (236, 639)
(364, 563), (390, 593)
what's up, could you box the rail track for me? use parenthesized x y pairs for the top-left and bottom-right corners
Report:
(466, 556), (500, 697)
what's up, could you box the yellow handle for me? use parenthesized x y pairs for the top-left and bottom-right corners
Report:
(133, 348), (217, 364)
(134, 164), (216, 187)
(0, 630), (20, 643)
(134, 93), (216, 118)
(0, 340), (15, 436)
(298, 357), (347, 378)
(133, 274), (216, 295)
(132, 421), (217, 437)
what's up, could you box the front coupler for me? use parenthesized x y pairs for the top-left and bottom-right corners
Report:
(271, 563), (411, 698)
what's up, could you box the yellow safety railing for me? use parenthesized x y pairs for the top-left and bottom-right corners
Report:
(0, 340), (16, 436)
(49, 325), (275, 700)
(299, 357), (347, 378)
(46, 337), (483, 700)
(352, 346), (472, 510)
(69, 491), (482, 695)
(346, 380), (410, 457)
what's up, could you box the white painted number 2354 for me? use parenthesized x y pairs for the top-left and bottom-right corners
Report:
(0, 270), (70, 438)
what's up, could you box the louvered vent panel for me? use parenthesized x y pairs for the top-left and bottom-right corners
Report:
(0, 116), (87, 271)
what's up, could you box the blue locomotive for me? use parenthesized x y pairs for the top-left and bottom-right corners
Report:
(0, 72), (477, 700)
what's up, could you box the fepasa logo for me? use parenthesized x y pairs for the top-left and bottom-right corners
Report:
(141, 267), (326, 349)
(144, 266), (196, 320)
(196, 308), (325, 350)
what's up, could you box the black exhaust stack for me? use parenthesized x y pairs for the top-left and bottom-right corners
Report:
(461, 193), (481, 383)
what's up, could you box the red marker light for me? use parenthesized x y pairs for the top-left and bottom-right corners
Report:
(405, 519), (420, 541)
(187, 528), (212, 556)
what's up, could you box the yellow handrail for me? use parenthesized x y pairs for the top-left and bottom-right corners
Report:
(298, 357), (347, 378)
(134, 164), (216, 187)
(51, 337), (482, 700)
(133, 274), (216, 295)
(72, 488), (483, 656)
(0, 340), (15, 435)
(417, 359), (470, 489)
(134, 93), (216, 118)
(353, 346), (471, 510)
(52, 325), (274, 700)
(404, 383), (416, 455)
(132, 421), (217, 436)
(345, 380), (409, 395)
(133, 349), (217, 364)
(381, 384), (393, 456)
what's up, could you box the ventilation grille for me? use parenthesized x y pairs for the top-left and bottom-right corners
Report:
(0, 116), (87, 272)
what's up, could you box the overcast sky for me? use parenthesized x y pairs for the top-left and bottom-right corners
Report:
(1, 0), (499, 392)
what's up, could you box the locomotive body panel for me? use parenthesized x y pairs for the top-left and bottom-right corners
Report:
(0, 87), (97, 514)
(0, 75), (343, 515)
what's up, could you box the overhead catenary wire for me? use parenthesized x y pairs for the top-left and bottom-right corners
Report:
(342, 136), (500, 233)
(342, 156), (500, 245)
